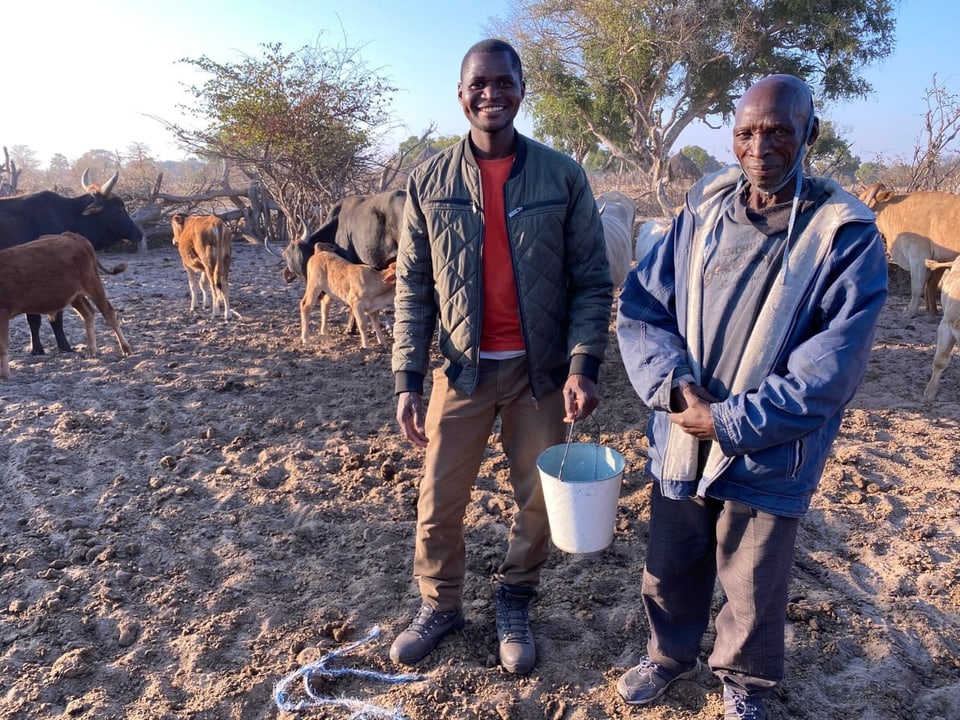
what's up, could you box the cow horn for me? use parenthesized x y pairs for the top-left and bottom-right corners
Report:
(263, 236), (280, 257)
(100, 171), (119, 197)
(297, 216), (311, 242)
(81, 168), (92, 193)
(598, 201), (607, 215)
(862, 183), (883, 207)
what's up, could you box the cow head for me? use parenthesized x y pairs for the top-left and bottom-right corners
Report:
(859, 183), (897, 209)
(281, 216), (337, 284)
(76, 169), (144, 249)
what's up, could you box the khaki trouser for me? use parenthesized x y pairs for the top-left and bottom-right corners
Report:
(414, 356), (566, 610)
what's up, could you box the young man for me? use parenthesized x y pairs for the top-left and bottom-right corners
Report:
(615, 74), (887, 718)
(389, 38), (612, 675)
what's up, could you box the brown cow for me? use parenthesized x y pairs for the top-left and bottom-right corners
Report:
(300, 244), (397, 349)
(859, 183), (960, 316)
(171, 214), (231, 321)
(0, 232), (131, 379)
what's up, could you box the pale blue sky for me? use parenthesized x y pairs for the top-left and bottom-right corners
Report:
(6, 0), (956, 167)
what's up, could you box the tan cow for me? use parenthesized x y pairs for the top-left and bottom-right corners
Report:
(859, 183), (960, 316)
(923, 257), (960, 399)
(596, 190), (636, 292)
(0, 232), (131, 379)
(300, 244), (397, 349)
(171, 214), (231, 321)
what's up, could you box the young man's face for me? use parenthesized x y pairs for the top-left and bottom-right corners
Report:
(458, 50), (525, 136)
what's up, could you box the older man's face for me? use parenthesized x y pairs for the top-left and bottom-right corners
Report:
(732, 83), (811, 197)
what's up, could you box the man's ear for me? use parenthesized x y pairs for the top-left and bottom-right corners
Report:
(807, 117), (820, 146)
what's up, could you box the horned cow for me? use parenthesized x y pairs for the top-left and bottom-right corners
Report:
(300, 244), (397, 349)
(922, 257), (960, 399)
(0, 233), (131, 379)
(859, 183), (960, 316)
(282, 189), (405, 284)
(171, 214), (232, 321)
(0, 170), (143, 353)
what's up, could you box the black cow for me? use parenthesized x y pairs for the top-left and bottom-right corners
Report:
(0, 170), (143, 354)
(281, 189), (406, 283)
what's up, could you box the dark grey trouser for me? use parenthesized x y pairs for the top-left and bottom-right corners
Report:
(414, 356), (566, 610)
(642, 483), (799, 696)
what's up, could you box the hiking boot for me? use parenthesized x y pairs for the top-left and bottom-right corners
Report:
(389, 604), (465, 666)
(616, 656), (700, 705)
(723, 686), (768, 720)
(495, 584), (536, 674)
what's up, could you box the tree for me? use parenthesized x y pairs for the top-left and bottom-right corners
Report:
(46, 153), (75, 195)
(167, 38), (396, 239)
(855, 160), (884, 187)
(908, 75), (960, 191)
(681, 145), (722, 175)
(489, 0), (897, 187)
(807, 120), (860, 184)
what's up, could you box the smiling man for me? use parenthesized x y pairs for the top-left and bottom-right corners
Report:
(388, 38), (612, 674)
(614, 75), (888, 718)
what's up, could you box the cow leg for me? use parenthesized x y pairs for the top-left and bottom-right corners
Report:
(351, 305), (370, 348)
(925, 265), (947, 315)
(216, 248), (231, 321)
(367, 310), (387, 345)
(906, 257), (930, 317)
(87, 288), (132, 357)
(923, 317), (959, 399)
(1, 316), (10, 379)
(70, 297), (99, 357)
(185, 270), (202, 312)
(319, 294), (332, 337)
(49, 311), (73, 352)
(26, 314), (46, 355)
(300, 287), (319, 345)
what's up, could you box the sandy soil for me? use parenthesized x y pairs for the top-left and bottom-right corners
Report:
(0, 241), (957, 720)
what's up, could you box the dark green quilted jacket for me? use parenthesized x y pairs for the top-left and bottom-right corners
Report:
(392, 133), (613, 399)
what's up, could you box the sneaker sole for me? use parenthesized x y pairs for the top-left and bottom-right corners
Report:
(617, 660), (701, 705)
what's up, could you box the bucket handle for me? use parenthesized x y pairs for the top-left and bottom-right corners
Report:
(557, 415), (602, 482)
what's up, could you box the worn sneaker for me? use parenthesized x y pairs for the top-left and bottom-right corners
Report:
(495, 584), (536, 674)
(389, 604), (465, 665)
(723, 686), (768, 720)
(616, 656), (701, 705)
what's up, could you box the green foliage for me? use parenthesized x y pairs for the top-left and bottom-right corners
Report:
(490, 0), (897, 185)
(855, 161), (884, 186)
(681, 145), (722, 174)
(807, 120), (860, 183)
(171, 38), (396, 223)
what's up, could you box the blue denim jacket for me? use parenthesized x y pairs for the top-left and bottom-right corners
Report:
(616, 167), (888, 517)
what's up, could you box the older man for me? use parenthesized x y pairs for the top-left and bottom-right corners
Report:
(615, 74), (887, 718)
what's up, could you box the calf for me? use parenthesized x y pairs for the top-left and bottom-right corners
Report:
(171, 214), (231, 320)
(923, 257), (960, 399)
(300, 244), (397, 349)
(0, 232), (131, 379)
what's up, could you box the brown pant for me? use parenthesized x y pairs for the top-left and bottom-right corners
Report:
(414, 357), (566, 610)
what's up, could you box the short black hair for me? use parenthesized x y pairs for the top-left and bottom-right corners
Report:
(460, 39), (523, 82)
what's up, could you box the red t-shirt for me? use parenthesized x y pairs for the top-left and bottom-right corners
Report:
(477, 156), (524, 352)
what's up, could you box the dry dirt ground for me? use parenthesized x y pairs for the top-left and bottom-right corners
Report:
(0, 240), (958, 720)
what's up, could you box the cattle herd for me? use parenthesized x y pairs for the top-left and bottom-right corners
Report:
(0, 172), (958, 397)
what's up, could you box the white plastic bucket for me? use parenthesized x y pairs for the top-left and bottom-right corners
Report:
(537, 442), (626, 554)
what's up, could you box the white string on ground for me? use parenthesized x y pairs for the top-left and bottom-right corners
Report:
(273, 625), (423, 718)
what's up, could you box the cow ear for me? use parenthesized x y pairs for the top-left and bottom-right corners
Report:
(82, 201), (104, 216)
(877, 190), (894, 203)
